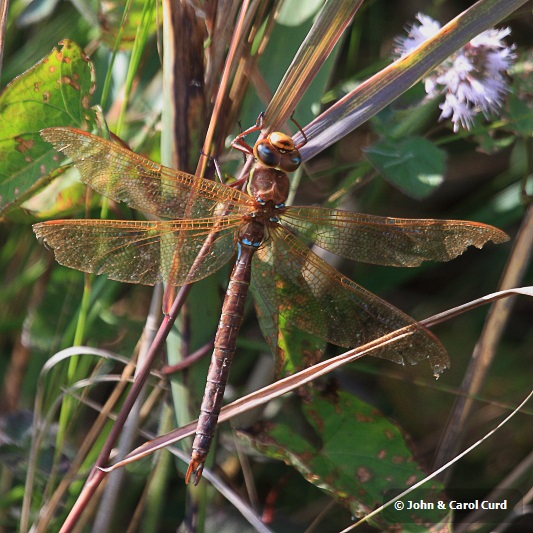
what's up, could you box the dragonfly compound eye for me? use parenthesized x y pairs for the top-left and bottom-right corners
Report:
(254, 139), (281, 168)
(279, 150), (301, 172)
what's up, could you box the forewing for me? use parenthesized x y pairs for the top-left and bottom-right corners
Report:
(33, 217), (240, 286)
(281, 207), (509, 267)
(252, 225), (449, 375)
(40, 128), (254, 219)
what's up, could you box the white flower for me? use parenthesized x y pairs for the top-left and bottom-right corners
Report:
(394, 14), (516, 131)
(394, 14), (441, 56)
(440, 94), (476, 132)
(470, 27), (511, 49)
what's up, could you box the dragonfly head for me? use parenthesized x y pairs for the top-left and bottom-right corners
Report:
(253, 131), (301, 173)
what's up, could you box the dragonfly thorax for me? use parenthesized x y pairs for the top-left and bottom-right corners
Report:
(238, 219), (265, 248)
(248, 166), (290, 206)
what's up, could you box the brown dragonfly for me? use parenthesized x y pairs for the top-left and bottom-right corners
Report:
(33, 115), (508, 484)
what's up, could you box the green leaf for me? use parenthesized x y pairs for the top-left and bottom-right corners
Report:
(0, 40), (105, 214)
(240, 388), (450, 530)
(277, 0), (324, 27)
(364, 137), (446, 199)
(473, 129), (516, 155)
(254, 295), (326, 378)
(100, 0), (160, 50)
(375, 97), (440, 140)
(19, 0), (62, 27)
(251, 259), (326, 378)
(507, 94), (533, 137)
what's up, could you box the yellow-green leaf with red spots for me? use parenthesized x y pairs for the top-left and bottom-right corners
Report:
(0, 40), (105, 214)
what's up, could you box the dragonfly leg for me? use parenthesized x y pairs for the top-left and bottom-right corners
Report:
(289, 113), (308, 149)
(231, 112), (265, 155)
(198, 149), (227, 185)
(212, 155), (224, 184)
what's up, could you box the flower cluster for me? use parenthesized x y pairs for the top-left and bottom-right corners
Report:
(394, 13), (515, 132)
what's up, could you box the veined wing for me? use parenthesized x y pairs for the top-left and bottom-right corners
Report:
(33, 216), (241, 286)
(252, 225), (449, 375)
(40, 128), (254, 219)
(281, 207), (509, 267)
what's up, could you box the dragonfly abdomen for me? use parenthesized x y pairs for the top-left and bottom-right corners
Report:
(186, 230), (261, 484)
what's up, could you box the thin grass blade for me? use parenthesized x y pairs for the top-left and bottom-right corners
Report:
(264, 0), (363, 132)
(101, 286), (533, 471)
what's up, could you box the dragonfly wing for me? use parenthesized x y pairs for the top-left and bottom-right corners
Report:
(281, 207), (508, 267)
(40, 128), (254, 219)
(250, 267), (327, 378)
(252, 225), (449, 375)
(33, 218), (240, 286)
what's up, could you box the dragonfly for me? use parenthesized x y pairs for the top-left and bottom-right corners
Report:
(33, 114), (508, 484)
